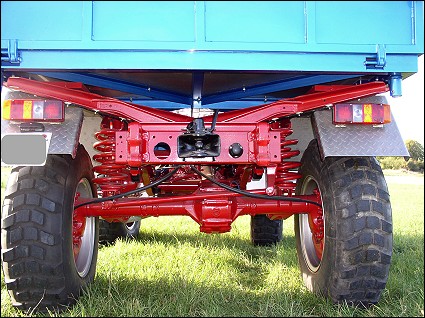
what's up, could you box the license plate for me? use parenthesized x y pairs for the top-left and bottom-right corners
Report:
(1, 133), (52, 166)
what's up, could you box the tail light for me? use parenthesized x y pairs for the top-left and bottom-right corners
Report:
(333, 103), (391, 124)
(2, 99), (64, 122)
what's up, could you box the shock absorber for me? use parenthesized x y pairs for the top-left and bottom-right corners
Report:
(273, 119), (302, 195)
(92, 117), (132, 196)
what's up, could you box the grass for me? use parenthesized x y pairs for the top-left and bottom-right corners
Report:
(0, 167), (423, 317)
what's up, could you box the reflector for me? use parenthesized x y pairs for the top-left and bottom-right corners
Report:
(333, 103), (391, 124)
(2, 99), (64, 121)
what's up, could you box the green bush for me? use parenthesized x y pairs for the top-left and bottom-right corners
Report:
(377, 140), (424, 173)
(406, 159), (424, 172)
(377, 156), (407, 170)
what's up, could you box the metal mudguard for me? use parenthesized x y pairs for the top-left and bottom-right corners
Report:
(1, 106), (83, 159)
(312, 108), (409, 158)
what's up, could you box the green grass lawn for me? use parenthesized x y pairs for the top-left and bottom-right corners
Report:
(1, 167), (423, 317)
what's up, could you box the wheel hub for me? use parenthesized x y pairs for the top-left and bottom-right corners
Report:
(72, 180), (96, 277)
(73, 191), (87, 259)
(308, 188), (324, 260)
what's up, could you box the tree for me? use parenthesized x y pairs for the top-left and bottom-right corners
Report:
(376, 140), (424, 172)
(405, 139), (424, 161)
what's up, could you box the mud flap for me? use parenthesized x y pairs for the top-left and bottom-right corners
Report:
(1, 106), (83, 160)
(312, 108), (409, 159)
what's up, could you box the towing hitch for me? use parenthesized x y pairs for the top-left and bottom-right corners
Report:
(178, 117), (220, 158)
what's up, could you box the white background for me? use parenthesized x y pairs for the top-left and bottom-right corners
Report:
(388, 55), (424, 145)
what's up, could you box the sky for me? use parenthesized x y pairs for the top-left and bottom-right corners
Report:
(387, 54), (424, 145)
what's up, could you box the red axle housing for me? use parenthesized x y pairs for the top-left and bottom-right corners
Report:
(75, 183), (322, 233)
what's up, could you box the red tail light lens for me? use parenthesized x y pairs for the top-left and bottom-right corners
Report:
(333, 103), (353, 123)
(2, 99), (64, 122)
(43, 101), (64, 120)
(333, 103), (391, 124)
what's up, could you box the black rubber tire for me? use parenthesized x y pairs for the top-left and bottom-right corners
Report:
(250, 215), (283, 246)
(99, 219), (141, 245)
(1, 145), (99, 313)
(294, 140), (393, 306)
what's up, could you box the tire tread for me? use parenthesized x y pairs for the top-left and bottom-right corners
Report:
(295, 140), (392, 306)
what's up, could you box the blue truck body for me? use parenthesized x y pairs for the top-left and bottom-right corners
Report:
(1, 1), (424, 109)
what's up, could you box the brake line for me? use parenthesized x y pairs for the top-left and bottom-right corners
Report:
(75, 164), (322, 209)
(74, 165), (182, 209)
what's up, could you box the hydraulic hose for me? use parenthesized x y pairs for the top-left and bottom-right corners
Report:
(74, 165), (182, 209)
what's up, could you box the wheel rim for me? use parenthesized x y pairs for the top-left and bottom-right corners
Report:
(73, 178), (95, 277)
(299, 176), (325, 272)
(125, 222), (136, 231)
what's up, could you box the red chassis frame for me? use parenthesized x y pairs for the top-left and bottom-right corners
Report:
(4, 78), (388, 234)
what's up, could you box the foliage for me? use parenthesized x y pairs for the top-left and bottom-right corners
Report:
(407, 159), (424, 172)
(377, 139), (424, 172)
(405, 139), (424, 161)
(377, 156), (407, 170)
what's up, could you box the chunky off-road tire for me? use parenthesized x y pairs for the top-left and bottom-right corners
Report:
(250, 215), (283, 246)
(1, 145), (99, 313)
(294, 140), (392, 306)
(99, 219), (141, 245)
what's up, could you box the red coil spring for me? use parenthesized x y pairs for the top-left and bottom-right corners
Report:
(92, 117), (131, 196)
(274, 121), (302, 195)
